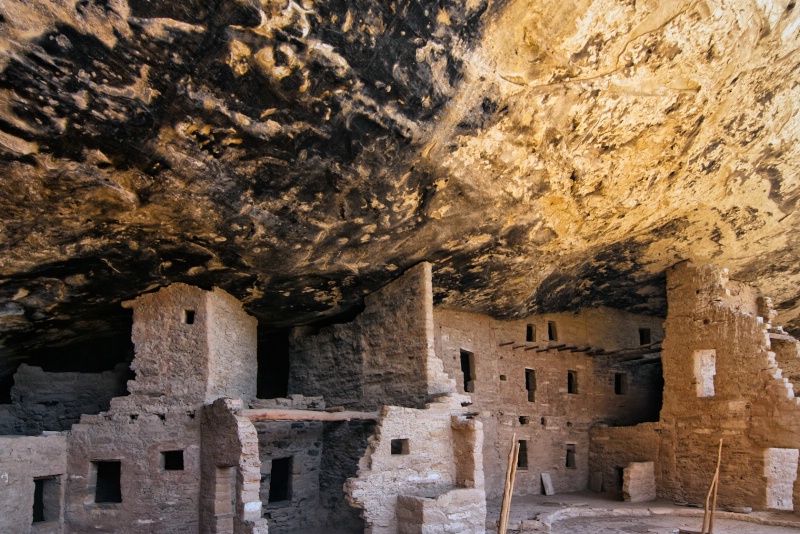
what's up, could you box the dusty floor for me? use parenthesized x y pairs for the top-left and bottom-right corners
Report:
(551, 516), (800, 533)
(487, 491), (800, 533)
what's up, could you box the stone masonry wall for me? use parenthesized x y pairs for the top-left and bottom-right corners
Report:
(206, 289), (258, 405)
(345, 394), (485, 534)
(65, 397), (202, 533)
(592, 262), (800, 511)
(433, 307), (664, 499)
(0, 364), (128, 436)
(123, 284), (210, 404)
(0, 434), (67, 534)
(256, 420), (321, 533)
(290, 262), (454, 411)
(200, 398), (268, 534)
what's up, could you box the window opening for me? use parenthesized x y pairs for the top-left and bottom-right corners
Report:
(517, 440), (528, 470)
(525, 368), (536, 402)
(183, 309), (195, 325)
(526, 324), (536, 342)
(391, 439), (410, 455)
(693, 349), (716, 397)
(268, 457), (292, 503)
(93, 461), (121, 503)
(32, 476), (60, 523)
(460, 350), (475, 393)
(614, 373), (628, 395)
(567, 371), (578, 394)
(639, 328), (652, 345)
(519, 416), (530, 425)
(161, 450), (184, 471)
(499, 374), (507, 381)
(566, 444), (576, 469)
(547, 321), (558, 341)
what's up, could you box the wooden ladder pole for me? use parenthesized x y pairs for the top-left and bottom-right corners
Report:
(498, 434), (517, 534)
(701, 438), (723, 534)
(708, 439), (724, 534)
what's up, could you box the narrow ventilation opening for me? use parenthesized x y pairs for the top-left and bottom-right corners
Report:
(566, 444), (576, 469)
(460, 349), (475, 393)
(525, 368), (536, 402)
(639, 328), (652, 345)
(391, 439), (410, 455)
(161, 450), (184, 471)
(567, 370), (578, 394)
(526, 324), (536, 342)
(183, 309), (196, 325)
(268, 457), (292, 503)
(547, 321), (558, 341)
(93, 461), (122, 504)
(614, 373), (628, 395)
(517, 440), (528, 470)
(32, 476), (60, 523)
(614, 467), (624, 488)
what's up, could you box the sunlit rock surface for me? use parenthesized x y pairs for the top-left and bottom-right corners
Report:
(1, 0), (799, 375)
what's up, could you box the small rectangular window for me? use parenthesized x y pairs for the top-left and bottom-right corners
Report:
(567, 371), (578, 394)
(517, 440), (528, 470)
(183, 309), (195, 324)
(391, 439), (409, 455)
(547, 321), (558, 341)
(93, 461), (121, 504)
(639, 328), (651, 345)
(526, 324), (536, 342)
(161, 450), (184, 471)
(268, 457), (292, 503)
(566, 444), (576, 469)
(614, 373), (628, 395)
(32, 476), (60, 523)
(460, 350), (475, 393)
(525, 369), (536, 402)
(693, 349), (716, 397)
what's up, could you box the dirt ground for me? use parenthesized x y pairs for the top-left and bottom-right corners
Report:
(551, 515), (800, 533)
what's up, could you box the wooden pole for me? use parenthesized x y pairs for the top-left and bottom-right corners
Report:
(701, 439), (723, 534)
(498, 434), (519, 534)
(241, 408), (379, 422)
(708, 439), (723, 534)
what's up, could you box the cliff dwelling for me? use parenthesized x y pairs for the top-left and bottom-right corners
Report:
(2, 1), (800, 533)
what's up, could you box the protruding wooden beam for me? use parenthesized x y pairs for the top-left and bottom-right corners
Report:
(242, 409), (379, 422)
(499, 341), (514, 347)
(524, 345), (540, 351)
(557, 345), (578, 351)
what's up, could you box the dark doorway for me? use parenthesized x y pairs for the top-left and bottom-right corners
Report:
(94, 461), (122, 503)
(268, 457), (292, 503)
(460, 350), (475, 393)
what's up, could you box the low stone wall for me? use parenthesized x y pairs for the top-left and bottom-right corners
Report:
(0, 433), (67, 534)
(2, 364), (128, 435)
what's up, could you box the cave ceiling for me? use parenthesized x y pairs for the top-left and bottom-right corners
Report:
(1, 0), (800, 374)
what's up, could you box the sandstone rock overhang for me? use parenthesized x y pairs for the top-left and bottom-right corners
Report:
(1, 0), (799, 376)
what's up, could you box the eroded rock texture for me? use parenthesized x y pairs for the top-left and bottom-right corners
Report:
(1, 0), (799, 374)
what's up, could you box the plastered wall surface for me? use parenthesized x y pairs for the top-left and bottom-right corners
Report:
(0, 434), (67, 534)
(433, 307), (664, 499)
(0, 364), (127, 435)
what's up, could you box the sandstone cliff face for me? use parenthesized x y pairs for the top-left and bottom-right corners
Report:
(0, 0), (798, 372)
